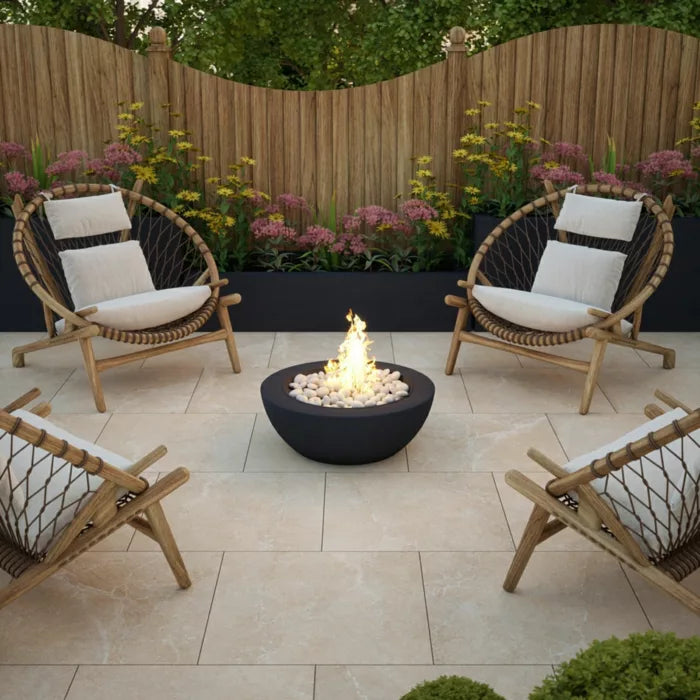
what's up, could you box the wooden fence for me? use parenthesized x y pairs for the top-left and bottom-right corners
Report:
(1, 23), (698, 215)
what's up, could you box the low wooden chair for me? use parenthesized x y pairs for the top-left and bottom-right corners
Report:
(503, 390), (700, 615)
(445, 182), (675, 414)
(0, 387), (190, 609)
(11, 183), (242, 412)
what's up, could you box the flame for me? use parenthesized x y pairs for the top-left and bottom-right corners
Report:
(324, 310), (377, 394)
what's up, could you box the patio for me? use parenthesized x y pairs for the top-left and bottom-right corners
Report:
(0, 329), (698, 699)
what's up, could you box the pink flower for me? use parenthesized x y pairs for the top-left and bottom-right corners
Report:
(0, 142), (29, 161)
(399, 198), (438, 221)
(298, 225), (335, 248)
(251, 216), (297, 241)
(548, 142), (588, 160)
(592, 171), (624, 187)
(355, 205), (402, 229)
(691, 146), (700, 160)
(276, 193), (311, 213)
(86, 158), (120, 182)
(531, 163), (585, 186)
(637, 150), (696, 180)
(4, 171), (39, 199)
(102, 142), (141, 167)
(342, 215), (361, 232)
(45, 150), (88, 176)
(331, 232), (367, 255)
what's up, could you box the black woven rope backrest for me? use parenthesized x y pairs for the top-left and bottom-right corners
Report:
(479, 191), (664, 314)
(19, 193), (207, 311)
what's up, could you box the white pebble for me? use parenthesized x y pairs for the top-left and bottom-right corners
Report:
(295, 394), (309, 403)
(383, 394), (395, 403)
(293, 374), (306, 384)
(303, 388), (316, 398)
(308, 396), (322, 406)
(322, 395), (331, 406)
(289, 388), (302, 397)
(395, 390), (409, 397)
(307, 382), (319, 390)
(365, 399), (377, 407)
(317, 386), (329, 398)
(388, 371), (401, 381)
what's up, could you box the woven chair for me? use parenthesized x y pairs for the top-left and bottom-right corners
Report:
(0, 387), (190, 609)
(503, 389), (700, 615)
(11, 183), (242, 412)
(445, 182), (675, 414)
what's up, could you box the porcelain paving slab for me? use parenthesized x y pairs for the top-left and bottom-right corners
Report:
(0, 666), (77, 700)
(0, 367), (74, 407)
(187, 366), (276, 413)
(516, 337), (647, 368)
(244, 413), (408, 472)
(391, 332), (522, 369)
(47, 412), (112, 441)
(48, 366), (202, 414)
(315, 664), (553, 700)
(637, 332), (700, 368)
(66, 665), (314, 700)
(462, 367), (615, 413)
(96, 413), (256, 472)
(129, 472), (324, 551)
(597, 367), (700, 413)
(323, 473), (513, 551)
(421, 551), (650, 665)
(0, 552), (222, 664)
(270, 331), (394, 368)
(407, 413), (566, 472)
(199, 551), (432, 664)
(415, 368), (471, 413)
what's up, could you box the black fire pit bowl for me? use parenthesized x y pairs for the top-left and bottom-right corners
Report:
(260, 361), (435, 465)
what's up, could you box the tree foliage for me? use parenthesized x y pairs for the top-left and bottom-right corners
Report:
(1, 0), (698, 88)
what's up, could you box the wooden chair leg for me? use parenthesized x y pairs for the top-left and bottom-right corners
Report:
(216, 300), (241, 373)
(579, 339), (607, 415)
(503, 503), (550, 592)
(445, 306), (469, 375)
(144, 501), (191, 589)
(79, 336), (107, 412)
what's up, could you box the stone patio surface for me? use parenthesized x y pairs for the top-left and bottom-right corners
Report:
(0, 330), (698, 699)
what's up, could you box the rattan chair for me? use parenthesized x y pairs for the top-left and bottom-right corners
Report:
(445, 182), (675, 414)
(11, 183), (242, 412)
(503, 389), (700, 615)
(0, 387), (190, 609)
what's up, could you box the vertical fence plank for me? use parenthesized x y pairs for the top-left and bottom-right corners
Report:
(31, 27), (55, 151)
(545, 27), (566, 146)
(46, 28), (71, 154)
(561, 26), (584, 147)
(364, 82), (381, 207)
(412, 66), (432, 164)
(200, 73), (220, 188)
(577, 25), (600, 162)
(63, 31), (88, 156)
(14, 26), (39, 149)
(641, 28), (666, 159)
(445, 50), (466, 195)
(233, 82), (252, 160)
(428, 63), (448, 193)
(217, 75), (236, 174)
(347, 86), (365, 212)
(627, 26), (652, 163)
(675, 34), (699, 147)
(299, 90), (317, 210)
(609, 25), (634, 165)
(283, 90), (302, 203)
(657, 29), (681, 157)
(513, 34), (533, 110)
(250, 84), (269, 197)
(396, 72), (415, 202)
(267, 88), (285, 200)
(316, 89), (333, 217)
(381, 78), (398, 208)
(332, 88), (349, 220)
(592, 24), (616, 167)
(529, 30), (548, 141)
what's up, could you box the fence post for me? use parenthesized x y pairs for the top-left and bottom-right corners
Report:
(446, 27), (467, 192)
(146, 26), (171, 136)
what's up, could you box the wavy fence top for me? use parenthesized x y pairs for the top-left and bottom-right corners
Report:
(0, 22), (698, 213)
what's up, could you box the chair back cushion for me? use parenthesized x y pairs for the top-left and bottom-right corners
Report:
(0, 410), (131, 554)
(531, 240), (626, 311)
(44, 192), (132, 240)
(554, 191), (643, 241)
(59, 240), (155, 310)
(563, 408), (700, 559)
(0, 454), (25, 519)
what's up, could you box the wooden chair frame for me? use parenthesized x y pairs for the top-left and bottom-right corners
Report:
(0, 388), (191, 610)
(503, 389), (700, 615)
(11, 183), (242, 412)
(445, 182), (676, 414)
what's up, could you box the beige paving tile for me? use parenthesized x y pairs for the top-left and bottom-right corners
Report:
(407, 413), (565, 472)
(391, 332), (521, 369)
(323, 473), (513, 551)
(187, 366), (275, 413)
(637, 332), (700, 369)
(96, 412), (255, 472)
(0, 367), (74, 407)
(244, 413), (408, 472)
(462, 367), (615, 414)
(547, 412), (647, 460)
(47, 412), (112, 441)
(141, 331), (275, 369)
(517, 337), (647, 368)
(0, 552), (221, 664)
(417, 368), (471, 413)
(270, 331), (394, 367)
(199, 552), (432, 664)
(129, 472), (324, 551)
(623, 567), (700, 637)
(49, 366), (202, 414)
(0, 666), (77, 700)
(422, 551), (650, 665)
(597, 368), (700, 413)
(494, 472), (598, 551)
(315, 664), (553, 700)
(67, 665), (314, 700)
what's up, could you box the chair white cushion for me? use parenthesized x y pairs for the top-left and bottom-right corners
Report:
(0, 409), (132, 553)
(45, 192), (132, 240)
(532, 240), (626, 311)
(59, 240), (156, 311)
(0, 454), (25, 519)
(56, 286), (212, 332)
(472, 285), (632, 334)
(562, 408), (700, 557)
(555, 191), (643, 242)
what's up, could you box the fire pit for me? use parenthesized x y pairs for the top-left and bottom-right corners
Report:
(260, 312), (435, 464)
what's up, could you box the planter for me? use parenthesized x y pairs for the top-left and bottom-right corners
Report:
(471, 213), (700, 332)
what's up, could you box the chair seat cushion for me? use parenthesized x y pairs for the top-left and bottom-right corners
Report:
(57, 286), (212, 332)
(0, 409), (132, 554)
(472, 285), (632, 334)
(563, 408), (700, 558)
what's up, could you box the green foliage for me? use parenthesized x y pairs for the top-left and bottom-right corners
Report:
(400, 674), (506, 700)
(529, 631), (700, 700)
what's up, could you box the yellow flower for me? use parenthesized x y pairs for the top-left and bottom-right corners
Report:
(130, 164), (158, 184)
(527, 100), (541, 110)
(416, 169), (433, 178)
(117, 112), (134, 121)
(477, 100), (491, 107)
(416, 155), (433, 166)
(506, 131), (527, 144)
(676, 137), (691, 145)
(176, 141), (194, 151)
(540, 137), (552, 146)
(514, 107), (529, 115)
(130, 102), (144, 110)
(452, 148), (469, 159)
(468, 196), (480, 206)
(466, 153), (492, 164)
(269, 213), (285, 222)
(175, 190), (201, 202)
(240, 156), (256, 165)
(168, 129), (186, 138)
(668, 168), (685, 177)
(485, 122), (499, 130)
(503, 121), (520, 130)
(426, 220), (448, 239)
(130, 135), (150, 145)
(460, 133), (486, 146)
(226, 174), (242, 186)
(241, 187), (257, 199)
(464, 108), (481, 116)
(197, 155), (212, 162)
(694, 101), (700, 111)
(216, 186), (235, 197)
(464, 185), (480, 195)
(206, 176), (221, 184)
(543, 160), (560, 170)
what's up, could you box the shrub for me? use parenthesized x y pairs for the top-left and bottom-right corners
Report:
(529, 631), (700, 700)
(400, 674), (506, 700)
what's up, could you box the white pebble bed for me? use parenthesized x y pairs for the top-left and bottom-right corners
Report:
(288, 368), (409, 408)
